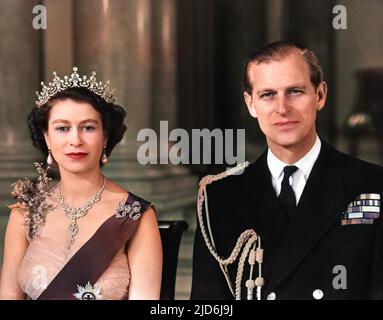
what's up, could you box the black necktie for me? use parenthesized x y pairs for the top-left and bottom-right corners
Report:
(278, 165), (298, 217)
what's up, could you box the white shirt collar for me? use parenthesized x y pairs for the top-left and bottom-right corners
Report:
(267, 135), (321, 181)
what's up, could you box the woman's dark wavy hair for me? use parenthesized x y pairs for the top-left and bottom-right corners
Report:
(27, 87), (127, 166)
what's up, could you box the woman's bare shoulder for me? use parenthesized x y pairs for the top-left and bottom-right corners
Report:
(7, 203), (28, 220)
(7, 202), (27, 212)
(5, 203), (28, 238)
(105, 179), (129, 197)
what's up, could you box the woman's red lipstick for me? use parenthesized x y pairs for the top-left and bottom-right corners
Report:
(66, 152), (88, 160)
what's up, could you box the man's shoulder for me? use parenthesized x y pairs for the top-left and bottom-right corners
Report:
(202, 163), (246, 194)
(345, 155), (383, 188)
(202, 159), (263, 197)
(324, 143), (383, 186)
(330, 145), (382, 171)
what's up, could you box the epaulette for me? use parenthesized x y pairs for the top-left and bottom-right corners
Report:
(199, 161), (250, 189)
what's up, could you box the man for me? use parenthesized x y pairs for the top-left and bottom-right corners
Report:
(191, 41), (383, 300)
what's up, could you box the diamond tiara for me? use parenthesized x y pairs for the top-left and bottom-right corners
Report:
(35, 67), (116, 107)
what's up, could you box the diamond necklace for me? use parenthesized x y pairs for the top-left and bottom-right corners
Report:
(57, 176), (107, 249)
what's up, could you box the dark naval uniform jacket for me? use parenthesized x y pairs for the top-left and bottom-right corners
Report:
(191, 141), (383, 300)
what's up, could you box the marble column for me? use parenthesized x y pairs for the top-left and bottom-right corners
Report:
(74, 0), (152, 142)
(0, 1), (40, 148)
(151, 0), (177, 132)
(266, 0), (284, 42)
(0, 0), (42, 262)
(43, 0), (74, 79)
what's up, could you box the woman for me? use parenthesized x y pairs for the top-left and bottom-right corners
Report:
(0, 67), (162, 300)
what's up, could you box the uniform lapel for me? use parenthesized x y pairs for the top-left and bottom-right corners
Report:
(265, 142), (357, 293)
